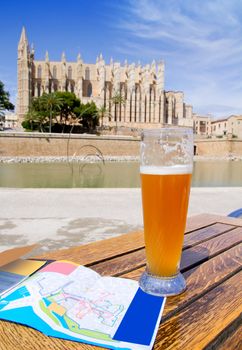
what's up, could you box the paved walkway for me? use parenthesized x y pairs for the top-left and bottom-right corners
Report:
(0, 188), (242, 255)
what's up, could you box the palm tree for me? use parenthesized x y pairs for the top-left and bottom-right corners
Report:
(95, 105), (111, 127)
(24, 108), (48, 132)
(24, 109), (37, 131)
(41, 92), (63, 133)
(111, 91), (125, 132)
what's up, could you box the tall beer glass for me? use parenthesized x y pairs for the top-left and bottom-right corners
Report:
(139, 127), (193, 296)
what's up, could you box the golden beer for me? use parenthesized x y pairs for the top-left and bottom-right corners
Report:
(141, 166), (192, 277)
(139, 127), (193, 296)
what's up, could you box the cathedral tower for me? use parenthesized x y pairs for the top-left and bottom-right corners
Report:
(16, 27), (193, 128)
(17, 27), (32, 120)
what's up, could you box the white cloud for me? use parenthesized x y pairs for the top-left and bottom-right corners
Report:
(113, 0), (242, 116)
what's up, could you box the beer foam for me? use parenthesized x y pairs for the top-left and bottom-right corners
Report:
(140, 164), (193, 175)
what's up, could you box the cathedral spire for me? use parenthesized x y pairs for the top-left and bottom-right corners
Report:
(151, 59), (156, 74)
(77, 53), (82, 62)
(61, 52), (66, 62)
(18, 26), (28, 46)
(45, 50), (49, 62)
(18, 26), (29, 59)
(17, 26), (31, 121)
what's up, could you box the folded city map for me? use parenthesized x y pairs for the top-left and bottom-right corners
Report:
(0, 260), (166, 350)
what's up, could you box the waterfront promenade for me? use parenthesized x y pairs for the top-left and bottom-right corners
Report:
(0, 187), (242, 254)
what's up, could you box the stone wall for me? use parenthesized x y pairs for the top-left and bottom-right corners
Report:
(0, 132), (140, 157)
(195, 139), (242, 156)
(0, 133), (242, 158)
(231, 139), (242, 156)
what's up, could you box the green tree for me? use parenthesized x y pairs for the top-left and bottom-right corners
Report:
(95, 105), (111, 127)
(22, 92), (98, 133)
(40, 92), (63, 132)
(111, 92), (125, 131)
(23, 108), (48, 132)
(74, 101), (99, 131)
(0, 81), (14, 112)
(0, 81), (14, 131)
(55, 92), (81, 131)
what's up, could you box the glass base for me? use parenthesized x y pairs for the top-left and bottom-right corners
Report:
(139, 270), (186, 297)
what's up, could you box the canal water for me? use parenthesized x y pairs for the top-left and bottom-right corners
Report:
(0, 161), (242, 188)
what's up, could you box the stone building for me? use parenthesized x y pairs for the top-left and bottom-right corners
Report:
(193, 114), (212, 136)
(211, 115), (242, 138)
(17, 27), (193, 128)
(4, 113), (18, 129)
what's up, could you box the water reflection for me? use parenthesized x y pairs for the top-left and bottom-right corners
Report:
(76, 163), (104, 188)
(0, 161), (242, 188)
(192, 161), (242, 187)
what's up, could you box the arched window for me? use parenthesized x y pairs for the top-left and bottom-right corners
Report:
(68, 66), (72, 79)
(87, 83), (92, 97)
(54, 84), (58, 92)
(37, 65), (42, 79)
(53, 66), (57, 79)
(85, 67), (90, 80)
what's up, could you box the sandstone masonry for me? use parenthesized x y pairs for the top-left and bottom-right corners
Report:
(17, 27), (193, 129)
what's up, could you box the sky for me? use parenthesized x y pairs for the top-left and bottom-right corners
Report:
(1, 0), (242, 118)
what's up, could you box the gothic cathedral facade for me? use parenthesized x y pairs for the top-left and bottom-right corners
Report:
(17, 27), (193, 128)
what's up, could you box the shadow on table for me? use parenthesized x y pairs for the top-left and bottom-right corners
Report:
(180, 245), (209, 276)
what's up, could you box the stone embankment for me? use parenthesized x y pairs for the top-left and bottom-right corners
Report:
(0, 131), (242, 159)
(0, 155), (242, 163)
(0, 156), (139, 163)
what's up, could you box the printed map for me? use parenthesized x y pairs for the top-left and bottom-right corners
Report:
(0, 261), (163, 350)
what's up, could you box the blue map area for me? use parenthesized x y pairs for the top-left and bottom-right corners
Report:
(0, 305), (131, 350)
(0, 286), (30, 310)
(4, 286), (30, 301)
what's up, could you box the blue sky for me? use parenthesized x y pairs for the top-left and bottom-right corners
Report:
(1, 0), (242, 118)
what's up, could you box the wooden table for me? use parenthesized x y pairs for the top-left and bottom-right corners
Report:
(0, 213), (241, 350)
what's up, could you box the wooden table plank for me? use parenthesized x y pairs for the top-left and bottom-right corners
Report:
(183, 223), (235, 248)
(91, 248), (146, 276)
(217, 325), (242, 350)
(154, 271), (242, 350)
(0, 320), (102, 350)
(91, 227), (242, 277)
(75, 223), (237, 276)
(181, 227), (242, 271)
(164, 244), (242, 321)
(122, 244), (242, 319)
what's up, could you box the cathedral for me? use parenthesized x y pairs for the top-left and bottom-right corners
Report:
(17, 27), (193, 128)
